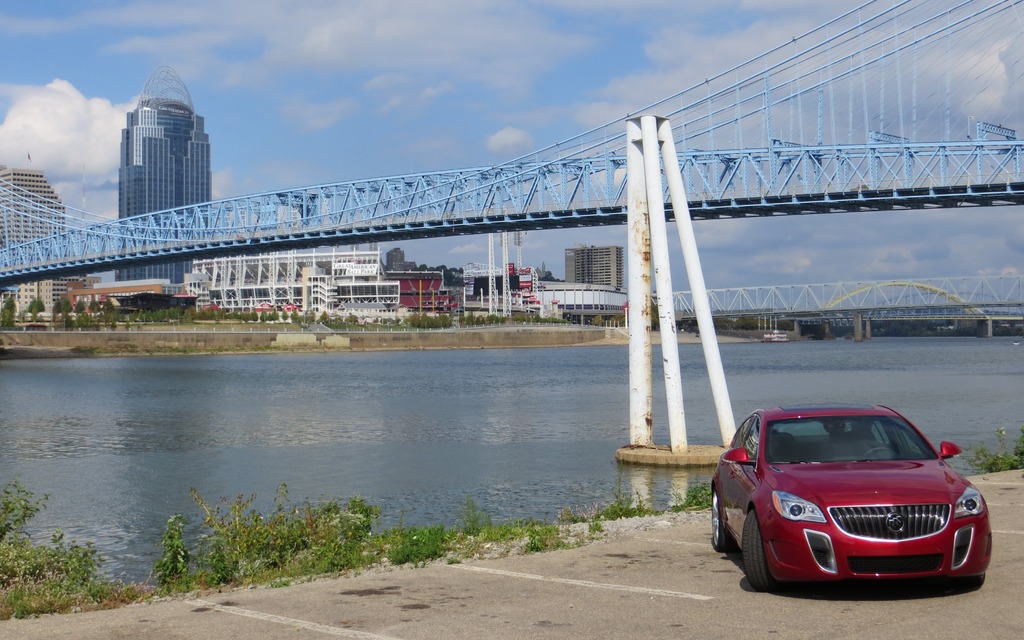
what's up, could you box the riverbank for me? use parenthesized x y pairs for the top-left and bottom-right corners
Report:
(0, 326), (757, 359)
(5, 469), (1022, 638)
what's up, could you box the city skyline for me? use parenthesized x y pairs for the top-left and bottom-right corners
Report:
(0, 1), (1022, 287)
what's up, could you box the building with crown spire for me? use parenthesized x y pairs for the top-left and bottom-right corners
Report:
(117, 66), (211, 283)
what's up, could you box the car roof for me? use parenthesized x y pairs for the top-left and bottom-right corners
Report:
(758, 403), (901, 421)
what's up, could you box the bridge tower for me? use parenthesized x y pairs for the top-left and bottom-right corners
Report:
(619, 115), (737, 462)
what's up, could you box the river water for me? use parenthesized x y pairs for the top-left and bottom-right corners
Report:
(1, 337), (1021, 582)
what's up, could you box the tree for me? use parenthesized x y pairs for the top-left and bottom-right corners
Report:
(28, 297), (46, 322)
(102, 299), (118, 329)
(53, 298), (73, 329)
(1, 297), (16, 328)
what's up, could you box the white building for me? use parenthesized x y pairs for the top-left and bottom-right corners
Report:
(188, 248), (400, 320)
(534, 281), (627, 324)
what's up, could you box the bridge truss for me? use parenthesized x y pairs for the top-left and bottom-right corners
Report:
(672, 276), (1024, 318)
(3, 0), (1024, 286)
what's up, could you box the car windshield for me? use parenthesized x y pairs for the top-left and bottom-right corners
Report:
(763, 415), (939, 463)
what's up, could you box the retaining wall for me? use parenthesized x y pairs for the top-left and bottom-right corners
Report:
(1, 326), (610, 353)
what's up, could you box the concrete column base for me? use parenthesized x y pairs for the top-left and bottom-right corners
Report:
(615, 443), (725, 467)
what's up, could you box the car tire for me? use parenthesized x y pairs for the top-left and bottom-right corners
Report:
(742, 509), (781, 592)
(711, 486), (739, 553)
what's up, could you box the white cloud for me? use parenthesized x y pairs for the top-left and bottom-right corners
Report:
(279, 96), (358, 132)
(0, 79), (129, 215)
(486, 127), (534, 155)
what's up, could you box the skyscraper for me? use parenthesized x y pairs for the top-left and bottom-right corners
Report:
(118, 66), (211, 283)
(0, 165), (89, 314)
(565, 245), (624, 288)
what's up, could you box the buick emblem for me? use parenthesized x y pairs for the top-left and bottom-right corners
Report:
(885, 512), (905, 533)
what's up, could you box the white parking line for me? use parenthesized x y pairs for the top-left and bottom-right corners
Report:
(192, 599), (402, 639)
(635, 537), (710, 547)
(993, 530), (1024, 535)
(449, 564), (714, 601)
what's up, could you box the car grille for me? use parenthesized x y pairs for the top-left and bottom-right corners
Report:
(848, 554), (943, 575)
(829, 504), (949, 540)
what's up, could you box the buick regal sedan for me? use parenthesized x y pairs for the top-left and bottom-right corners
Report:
(712, 404), (991, 592)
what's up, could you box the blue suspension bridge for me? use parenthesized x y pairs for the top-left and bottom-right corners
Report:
(3, 0), (1024, 287)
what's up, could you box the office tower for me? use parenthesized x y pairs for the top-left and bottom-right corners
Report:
(564, 245), (624, 288)
(0, 165), (78, 314)
(118, 66), (211, 283)
(0, 165), (64, 246)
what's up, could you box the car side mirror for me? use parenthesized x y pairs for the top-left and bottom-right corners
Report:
(938, 441), (962, 459)
(722, 447), (753, 464)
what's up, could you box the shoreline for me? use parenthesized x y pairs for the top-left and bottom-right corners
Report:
(0, 328), (757, 360)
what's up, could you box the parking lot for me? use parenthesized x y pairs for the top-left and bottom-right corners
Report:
(5, 469), (1023, 639)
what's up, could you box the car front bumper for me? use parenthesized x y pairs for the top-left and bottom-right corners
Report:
(761, 510), (992, 582)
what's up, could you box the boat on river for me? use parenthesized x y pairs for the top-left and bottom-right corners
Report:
(762, 329), (790, 343)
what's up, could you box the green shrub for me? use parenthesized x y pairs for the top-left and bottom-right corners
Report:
(154, 515), (190, 589)
(670, 481), (713, 512)
(1, 481), (45, 543)
(0, 481), (143, 620)
(455, 497), (492, 536)
(187, 485), (381, 586)
(967, 425), (1024, 473)
(385, 525), (450, 566)
(592, 474), (658, 521)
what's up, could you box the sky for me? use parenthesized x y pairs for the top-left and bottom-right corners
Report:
(0, 0), (1022, 288)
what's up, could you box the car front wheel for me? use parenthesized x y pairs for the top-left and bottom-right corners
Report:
(711, 487), (738, 553)
(742, 509), (781, 592)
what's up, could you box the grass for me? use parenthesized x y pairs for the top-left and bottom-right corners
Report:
(1, 478), (714, 620)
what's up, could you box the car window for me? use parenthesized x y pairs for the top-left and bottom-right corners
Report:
(741, 415), (760, 459)
(732, 415), (754, 449)
(764, 415), (940, 462)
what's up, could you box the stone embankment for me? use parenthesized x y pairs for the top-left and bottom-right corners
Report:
(0, 325), (616, 357)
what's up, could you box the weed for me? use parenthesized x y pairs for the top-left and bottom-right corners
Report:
(154, 514), (191, 590)
(670, 481), (713, 512)
(592, 472), (658, 521)
(455, 496), (491, 536)
(384, 525), (450, 566)
(0, 481), (145, 620)
(1, 481), (46, 543)
(524, 523), (564, 553)
(967, 424), (1024, 473)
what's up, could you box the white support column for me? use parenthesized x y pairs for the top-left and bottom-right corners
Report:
(625, 118), (653, 447)
(501, 232), (510, 317)
(487, 234), (496, 316)
(656, 117), (737, 446)
(640, 115), (688, 453)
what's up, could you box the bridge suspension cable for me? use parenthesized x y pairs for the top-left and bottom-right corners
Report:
(3, 0), (1024, 285)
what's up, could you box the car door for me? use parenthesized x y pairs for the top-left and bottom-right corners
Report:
(720, 413), (760, 539)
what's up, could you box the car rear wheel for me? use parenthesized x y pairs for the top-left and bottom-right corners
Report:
(742, 509), (781, 592)
(711, 487), (739, 553)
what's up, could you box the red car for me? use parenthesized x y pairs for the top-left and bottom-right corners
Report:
(712, 404), (991, 592)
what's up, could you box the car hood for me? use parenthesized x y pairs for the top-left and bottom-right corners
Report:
(769, 460), (969, 506)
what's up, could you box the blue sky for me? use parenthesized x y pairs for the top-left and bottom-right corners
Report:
(1, 0), (1022, 287)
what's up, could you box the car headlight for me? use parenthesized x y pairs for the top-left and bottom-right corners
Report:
(772, 491), (826, 523)
(955, 485), (986, 518)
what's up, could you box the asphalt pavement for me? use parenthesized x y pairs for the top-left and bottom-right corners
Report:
(4, 470), (1022, 640)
